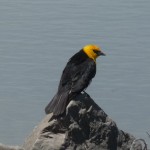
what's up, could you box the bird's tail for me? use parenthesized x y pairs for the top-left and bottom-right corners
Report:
(45, 90), (69, 116)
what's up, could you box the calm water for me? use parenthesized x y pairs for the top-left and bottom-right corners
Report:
(0, 0), (150, 147)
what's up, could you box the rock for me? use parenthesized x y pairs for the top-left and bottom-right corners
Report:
(22, 92), (142, 150)
(0, 143), (23, 150)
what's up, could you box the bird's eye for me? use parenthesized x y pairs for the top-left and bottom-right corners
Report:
(93, 50), (98, 54)
(93, 50), (97, 52)
(93, 50), (101, 56)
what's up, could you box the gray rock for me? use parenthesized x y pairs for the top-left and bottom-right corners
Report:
(22, 92), (142, 150)
(0, 143), (23, 150)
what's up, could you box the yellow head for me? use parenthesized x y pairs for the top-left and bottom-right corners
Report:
(83, 44), (105, 61)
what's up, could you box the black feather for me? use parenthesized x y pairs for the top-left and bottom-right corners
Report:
(45, 90), (69, 115)
(45, 49), (96, 116)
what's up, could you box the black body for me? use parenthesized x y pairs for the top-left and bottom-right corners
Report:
(45, 49), (96, 116)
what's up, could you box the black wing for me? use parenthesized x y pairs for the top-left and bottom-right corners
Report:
(58, 58), (96, 94)
(71, 59), (96, 93)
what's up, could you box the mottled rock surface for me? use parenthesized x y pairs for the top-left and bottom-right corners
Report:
(0, 143), (23, 150)
(22, 92), (142, 150)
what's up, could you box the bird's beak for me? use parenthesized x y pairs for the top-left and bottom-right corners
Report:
(98, 51), (106, 56)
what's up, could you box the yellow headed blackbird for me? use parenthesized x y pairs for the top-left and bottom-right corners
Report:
(45, 44), (105, 116)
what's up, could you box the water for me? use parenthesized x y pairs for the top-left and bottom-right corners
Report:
(0, 0), (150, 147)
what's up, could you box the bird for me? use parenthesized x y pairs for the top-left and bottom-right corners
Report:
(45, 44), (105, 116)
